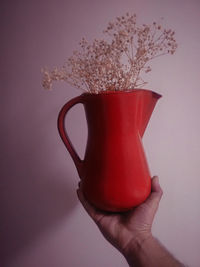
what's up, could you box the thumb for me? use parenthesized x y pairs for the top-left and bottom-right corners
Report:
(144, 176), (163, 213)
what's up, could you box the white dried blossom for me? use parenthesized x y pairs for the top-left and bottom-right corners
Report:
(42, 13), (178, 93)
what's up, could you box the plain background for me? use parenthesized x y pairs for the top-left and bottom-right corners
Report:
(1, 0), (200, 266)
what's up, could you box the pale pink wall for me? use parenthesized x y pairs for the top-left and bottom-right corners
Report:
(1, 0), (200, 266)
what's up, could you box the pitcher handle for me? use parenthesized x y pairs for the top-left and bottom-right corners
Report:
(57, 95), (85, 178)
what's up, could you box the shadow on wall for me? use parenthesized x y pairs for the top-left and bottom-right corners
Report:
(0, 101), (78, 266)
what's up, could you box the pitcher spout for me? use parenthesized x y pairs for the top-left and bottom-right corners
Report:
(138, 90), (162, 137)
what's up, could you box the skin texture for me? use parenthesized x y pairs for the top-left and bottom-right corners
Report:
(77, 176), (185, 267)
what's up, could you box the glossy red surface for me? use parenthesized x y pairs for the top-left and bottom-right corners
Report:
(58, 89), (161, 212)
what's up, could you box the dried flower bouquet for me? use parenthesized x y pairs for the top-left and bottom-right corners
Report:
(42, 13), (177, 94)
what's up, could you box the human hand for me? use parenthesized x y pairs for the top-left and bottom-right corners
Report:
(77, 176), (163, 257)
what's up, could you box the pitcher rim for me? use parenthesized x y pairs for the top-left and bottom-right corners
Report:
(81, 88), (162, 98)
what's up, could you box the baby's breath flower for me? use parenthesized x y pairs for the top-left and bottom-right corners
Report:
(42, 13), (177, 93)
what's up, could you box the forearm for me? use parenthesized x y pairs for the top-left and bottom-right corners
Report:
(124, 235), (184, 267)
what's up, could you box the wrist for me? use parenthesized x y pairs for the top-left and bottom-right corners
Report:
(123, 233), (154, 266)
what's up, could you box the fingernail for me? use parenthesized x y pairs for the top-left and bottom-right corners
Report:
(152, 176), (159, 186)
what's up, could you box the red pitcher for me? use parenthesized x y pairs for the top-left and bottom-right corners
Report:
(58, 89), (161, 212)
